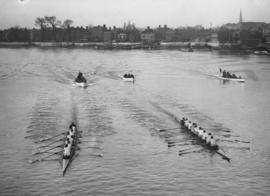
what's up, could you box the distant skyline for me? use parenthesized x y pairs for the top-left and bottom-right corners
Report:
(0, 0), (270, 29)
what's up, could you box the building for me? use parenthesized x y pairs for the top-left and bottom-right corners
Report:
(104, 31), (112, 43)
(141, 26), (155, 43)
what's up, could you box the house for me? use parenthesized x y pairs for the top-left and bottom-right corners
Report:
(141, 26), (155, 43)
(104, 31), (112, 43)
(155, 25), (175, 42)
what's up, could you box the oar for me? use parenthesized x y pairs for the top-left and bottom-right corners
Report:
(78, 140), (103, 144)
(89, 153), (103, 157)
(215, 151), (231, 163)
(85, 146), (103, 150)
(179, 147), (199, 153)
(217, 139), (250, 143)
(29, 152), (61, 164)
(32, 145), (63, 155)
(168, 142), (192, 147)
(37, 138), (65, 149)
(156, 127), (180, 132)
(179, 149), (204, 156)
(35, 133), (66, 143)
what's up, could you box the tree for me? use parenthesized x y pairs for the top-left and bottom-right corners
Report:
(35, 17), (46, 41)
(62, 19), (73, 42)
(44, 16), (61, 41)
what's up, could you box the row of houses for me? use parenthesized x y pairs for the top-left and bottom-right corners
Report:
(0, 24), (216, 43)
(218, 22), (270, 48)
(1, 22), (270, 49)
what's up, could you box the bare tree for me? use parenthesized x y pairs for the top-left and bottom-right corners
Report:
(35, 17), (46, 41)
(44, 16), (61, 41)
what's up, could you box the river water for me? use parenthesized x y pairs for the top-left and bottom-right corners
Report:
(0, 48), (269, 195)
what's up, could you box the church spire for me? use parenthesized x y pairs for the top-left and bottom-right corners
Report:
(239, 10), (243, 23)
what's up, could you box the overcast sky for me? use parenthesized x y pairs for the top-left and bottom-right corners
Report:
(0, 0), (269, 29)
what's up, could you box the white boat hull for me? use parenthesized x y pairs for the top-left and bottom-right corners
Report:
(75, 82), (88, 88)
(215, 75), (245, 83)
(121, 76), (134, 82)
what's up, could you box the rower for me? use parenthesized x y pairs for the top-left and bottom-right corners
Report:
(63, 143), (71, 159)
(206, 133), (212, 144)
(187, 121), (192, 130)
(202, 130), (208, 141)
(191, 123), (197, 134)
(69, 123), (76, 136)
(75, 72), (87, 83)
(193, 125), (200, 136)
(65, 138), (70, 145)
(184, 118), (189, 127)
(67, 134), (75, 145)
(197, 127), (204, 138)
(209, 136), (217, 148)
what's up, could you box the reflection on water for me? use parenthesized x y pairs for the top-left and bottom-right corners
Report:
(0, 48), (270, 195)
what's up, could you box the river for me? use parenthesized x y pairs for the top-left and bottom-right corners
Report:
(0, 48), (269, 195)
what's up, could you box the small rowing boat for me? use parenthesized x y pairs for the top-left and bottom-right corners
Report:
(121, 73), (135, 82)
(179, 118), (230, 162)
(62, 123), (79, 176)
(215, 75), (245, 83)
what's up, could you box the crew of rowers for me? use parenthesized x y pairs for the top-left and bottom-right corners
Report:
(63, 123), (76, 159)
(219, 68), (242, 79)
(123, 73), (135, 78)
(181, 118), (219, 150)
(75, 72), (87, 83)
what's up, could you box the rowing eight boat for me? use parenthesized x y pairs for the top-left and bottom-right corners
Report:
(179, 119), (231, 162)
(62, 123), (79, 176)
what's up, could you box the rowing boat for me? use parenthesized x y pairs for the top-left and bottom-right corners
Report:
(180, 120), (218, 150)
(179, 119), (230, 162)
(215, 75), (245, 83)
(62, 124), (79, 176)
(121, 76), (135, 82)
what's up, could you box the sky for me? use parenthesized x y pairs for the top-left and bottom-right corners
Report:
(0, 0), (270, 29)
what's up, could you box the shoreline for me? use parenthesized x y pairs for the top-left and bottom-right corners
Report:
(0, 41), (261, 53)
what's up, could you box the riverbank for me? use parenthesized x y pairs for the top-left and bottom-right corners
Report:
(0, 41), (265, 54)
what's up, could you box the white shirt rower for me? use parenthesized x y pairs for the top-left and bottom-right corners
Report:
(63, 143), (71, 159)
(67, 134), (74, 145)
(194, 126), (200, 136)
(209, 136), (217, 147)
(184, 119), (189, 127)
(198, 127), (204, 138)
